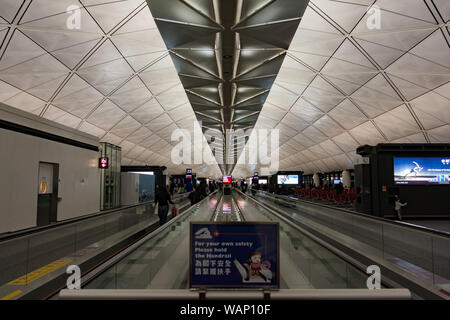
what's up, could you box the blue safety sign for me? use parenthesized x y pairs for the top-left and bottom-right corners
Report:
(190, 222), (279, 288)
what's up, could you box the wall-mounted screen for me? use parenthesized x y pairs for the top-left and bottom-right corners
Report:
(394, 157), (450, 185)
(277, 175), (298, 185)
(333, 179), (342, 185)
(259, 179), (268, 184)
(223, 175), (232, 184)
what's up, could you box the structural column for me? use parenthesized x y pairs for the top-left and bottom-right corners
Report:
(342, 170), (351, 188)
(313, 173), (320, 188)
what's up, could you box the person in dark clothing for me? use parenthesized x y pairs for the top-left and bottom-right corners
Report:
(169, 182), (175, 196)
(241, 181), (248, 193)
(335, 182), (344, 195)
(192, 181), (208, 204)
(154, 186), (174, 226)
(154, 184), (160, 201)
(188, 190), (195, 205)
(199, 181), (208, 200)
(186, 181), (193, 193)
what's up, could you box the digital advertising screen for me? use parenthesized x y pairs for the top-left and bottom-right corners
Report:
(277, 175), (299, 185)
(394, 157), (450, 185)
(223, 175), (232, 184)
(259, 179), (268, 184)
(333, 179), (342, 185)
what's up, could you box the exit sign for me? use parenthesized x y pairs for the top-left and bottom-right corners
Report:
(99, 157), (108, 169)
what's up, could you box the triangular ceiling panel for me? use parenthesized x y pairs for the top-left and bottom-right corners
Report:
(0, 0), (449, 177)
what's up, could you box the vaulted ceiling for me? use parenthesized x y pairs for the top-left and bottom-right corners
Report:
(0, 0), (221, 177)
(0, 1), (449, 178)
(146, 0), (309, 174)
(233, 0), (450, 177)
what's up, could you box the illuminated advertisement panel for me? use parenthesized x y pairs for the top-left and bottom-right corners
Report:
(277, 175), (298, 185)
(223, 175), (232, 184)
(394, 157), (450, 185)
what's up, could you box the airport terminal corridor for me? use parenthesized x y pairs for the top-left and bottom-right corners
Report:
(82, 190), (369, 291)
(0, 0), (449, 311)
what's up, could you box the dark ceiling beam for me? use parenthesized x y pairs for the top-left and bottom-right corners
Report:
(146, 0), (309, 174)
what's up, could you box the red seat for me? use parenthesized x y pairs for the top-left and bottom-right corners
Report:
(305, 189), (311, 198)
(348, 192), (356, 204)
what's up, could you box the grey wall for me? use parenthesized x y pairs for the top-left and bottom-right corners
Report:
(121, 173), (139, 206)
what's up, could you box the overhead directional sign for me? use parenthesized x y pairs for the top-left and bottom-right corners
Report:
(190, 222), (279, 288)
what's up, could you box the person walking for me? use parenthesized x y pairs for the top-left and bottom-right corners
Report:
(169, 182), (175, 196)
(155, 186), (174, 226)
(193, 180), (208, 204)
(394, 195), (407, 221)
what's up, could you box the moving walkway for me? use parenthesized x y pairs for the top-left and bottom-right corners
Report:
(0, 192), (191, 300)
(242, 189), (450, 299)
(59, 190), (417, 300)
(4, 187), (445, 300)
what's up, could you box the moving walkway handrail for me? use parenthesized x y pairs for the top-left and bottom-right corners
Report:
(77, 190), (220, 288)
(233, 190), (372, 278)
(255, 189), (450, 238)
(0, 192), (190, 242)
(59, 288), (411, 300)
(240, 189), (449, 299)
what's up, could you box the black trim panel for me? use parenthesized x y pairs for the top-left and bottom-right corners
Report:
(0, 119), (99, 151)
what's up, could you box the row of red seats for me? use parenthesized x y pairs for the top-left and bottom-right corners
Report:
(293, 188), (356, 205)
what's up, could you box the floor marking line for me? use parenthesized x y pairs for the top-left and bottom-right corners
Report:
(0, 290), (22, 300)
(7, 259), (72, 285)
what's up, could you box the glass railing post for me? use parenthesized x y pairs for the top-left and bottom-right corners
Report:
(26, 238), (30, 286)
(431, 237), (435, 286)
(73, 224), (78, 264)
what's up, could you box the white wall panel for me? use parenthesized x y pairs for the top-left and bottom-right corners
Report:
(0, 128), (100, 233)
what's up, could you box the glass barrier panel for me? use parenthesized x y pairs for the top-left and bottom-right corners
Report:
(0, 238), (29, 286)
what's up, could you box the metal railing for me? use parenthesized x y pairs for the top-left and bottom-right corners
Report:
(0, 193), (190, 289)
(78, 191), (220, 290)
(58, 288), (411, 300)
(0, 192), (189, 241)
(251, 190), (450, 298)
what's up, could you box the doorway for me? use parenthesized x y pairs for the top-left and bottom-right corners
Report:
(37, 162), (59, 226)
